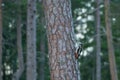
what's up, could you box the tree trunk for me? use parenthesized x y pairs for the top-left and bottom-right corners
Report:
(95, 0), (101, 80)
(0, 0), (2, 80)
(26, 0), (36, 80)
(104, 0), (118, 80)
(92, 68), (95, 80)
(12, 0), (24, 80)
(42, 0), (80, 80)
(40, 37), (45, 80)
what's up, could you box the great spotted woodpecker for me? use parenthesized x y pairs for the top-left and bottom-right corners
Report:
(74, 44), (82, 59)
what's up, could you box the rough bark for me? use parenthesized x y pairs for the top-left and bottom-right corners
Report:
(0, 0), (2, 80)
(26, 0), (36, 80)
(104, 0), (118, 80)
(12, 1), (24, 80)
(43, 0), (80, 80)
(95, 0), (101, 80)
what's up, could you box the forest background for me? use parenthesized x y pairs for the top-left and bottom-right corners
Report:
(0, 0), (120, 80)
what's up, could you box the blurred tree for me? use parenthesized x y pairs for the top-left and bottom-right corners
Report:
(39, 33), (45, 80)
(42, 0), (80, 80)
(104, 0), (118, 80)
(110, 1), (120, 79)
(26, 0), (36, 80)
(95, 0), (101, 80)
(0, 0), (2, 80)
(12, 0), (24, 80)
(36, 2), (50, 79)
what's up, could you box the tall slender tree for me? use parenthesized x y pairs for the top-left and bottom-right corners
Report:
(0, 0), (2, 80)
(39, 17), (46, 80)
(104, 0), (118, 80)
(42, 0), (80, 80)
(26, 0), (36, 80)
(12, 0), (24, 80)
(95, 0), (101, 80)
(39, 35), (45, 80)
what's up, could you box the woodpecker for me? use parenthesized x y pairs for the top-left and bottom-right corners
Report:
(74, 44), (82, 59)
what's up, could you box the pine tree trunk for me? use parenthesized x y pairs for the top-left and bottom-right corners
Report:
(43, 0), (80, 80)
(0, 0), (2, 80)
(95, 0), (101, 80)
(26, 0), (36, 80)
(12, 1), (24, 79)
(104, 0), (118, 80)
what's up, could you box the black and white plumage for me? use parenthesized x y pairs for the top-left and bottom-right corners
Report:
(74, 44), (83, 59)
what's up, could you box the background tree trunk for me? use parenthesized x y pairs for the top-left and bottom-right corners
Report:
(104, 0), (118, 80)
(0, 0), (2, 80)
(95, 0), (101, 80)
(26, 0), (37, 80)
(43, 0), (80, 80)
(12, 0), (24, 80)
(40, 37), (45, 80)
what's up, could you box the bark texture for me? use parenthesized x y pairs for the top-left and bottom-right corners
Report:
(95, 0), (101, 80)
(104, 0), (118, 80)
(12, 1), (24, 79)
(43, 0), (80, 80)
(0, 0), (2, 80)
(26, 0), (36, 80)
